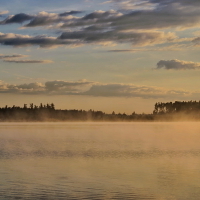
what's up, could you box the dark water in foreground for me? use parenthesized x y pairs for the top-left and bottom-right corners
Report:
(1, 122), (200, 200)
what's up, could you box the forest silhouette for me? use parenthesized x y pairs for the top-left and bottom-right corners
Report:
(0, 101), (200, 121)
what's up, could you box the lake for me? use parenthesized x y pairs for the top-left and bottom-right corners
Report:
(1, 122), (200, 200)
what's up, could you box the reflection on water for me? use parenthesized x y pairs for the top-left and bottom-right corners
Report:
(1, 122), (200, 199)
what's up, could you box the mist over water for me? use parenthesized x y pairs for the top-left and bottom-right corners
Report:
(1, 122), (200, 199)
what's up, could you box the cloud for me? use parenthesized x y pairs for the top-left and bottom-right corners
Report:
(108, 49), (139, 52)
(0, 80), (93, 95)
(5, 4), (199, 31)
(0, 54), (27, 59)
(3, 59), (53, 64)
(6, 4), (199, 32)
(0, 81), (44, 94)
(100, 1), (113, 5)
(59, 30), (177, 47)
(22, 10), (122, 28)
(0, 30), (179, 48)
(59, 10), (125, 29)
(45, 80), (94, 93)
(109, 0), (156, 10)
(24, 11), (79, 27)
(108, 8), (200, 31)
(0, 13), (34, 24)
(107, 43), (192, 53)
(156, 59), (200, 70)
(57, 2), (200, 31)
(15, 82), (44, 90)
(0, 11), (9, 15)
(82, 10), (122, 20)
(0, 2), (199, 49)
(0, 32), (72, 48)
(0, 54), (53, 64)
(0, 79), (195, 99)
(82, 83), (190, 99)
(192, 37), (200, 46)
(110, 0), (200, 10)
(59, 11), (83, 17)
(0, 11), (80, 26)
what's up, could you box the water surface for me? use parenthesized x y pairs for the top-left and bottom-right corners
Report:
(1, 122), (200, 199)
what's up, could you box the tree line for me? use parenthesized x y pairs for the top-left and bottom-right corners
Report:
(0, 101), (200, 121)
(0, 103), (153, 121)
(153, 101), (200, 114)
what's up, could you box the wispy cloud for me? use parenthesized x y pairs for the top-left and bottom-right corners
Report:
(0, 33), (72, 48)
(0, 13), (34, 24)
(0, 30), (182, 48)
(3, 59), (53, 64)
(0, 79), (195, 99)
(0, 11), (80, 26)
(0, 54), (53, 64)
(0, 3), (199, 49)
(0, 54), (27, 59)
(24, 11), (79, 27)
(59, 30), (177, 47)
(192, 37), (200, 46)
(156, 59), (200, 70)
(0, 10), (9, 15)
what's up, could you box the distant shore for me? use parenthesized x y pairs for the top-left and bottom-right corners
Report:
(1, 101), (200, 122)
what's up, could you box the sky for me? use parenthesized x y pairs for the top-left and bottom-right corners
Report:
(0, 0), (200, 114)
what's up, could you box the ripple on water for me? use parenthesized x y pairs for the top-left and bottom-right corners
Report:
(1, 122), (200, 200)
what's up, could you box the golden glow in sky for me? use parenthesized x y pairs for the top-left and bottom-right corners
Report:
(0, 0), (200, 113)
